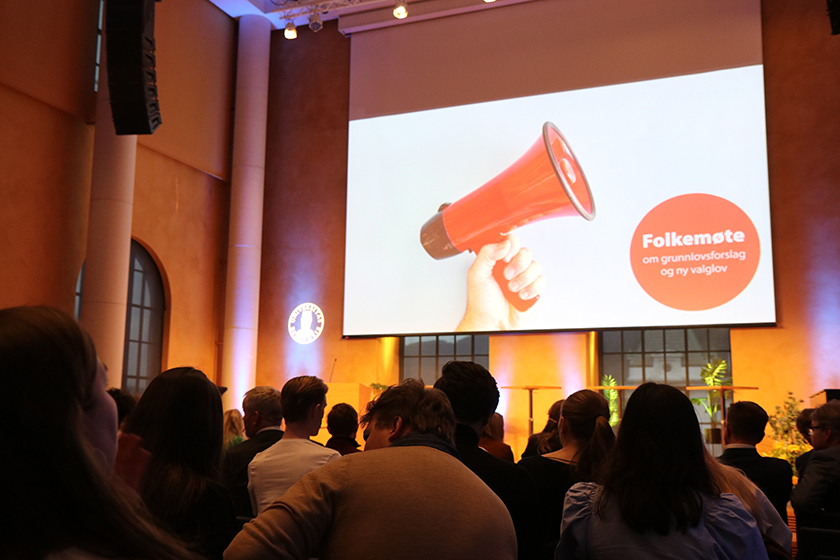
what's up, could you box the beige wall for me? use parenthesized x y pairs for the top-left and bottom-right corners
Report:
(0, 0), (234, 386)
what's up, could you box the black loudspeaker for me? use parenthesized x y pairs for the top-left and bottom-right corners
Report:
(829, 0), (840, 35)
(106, 0), (162, 135)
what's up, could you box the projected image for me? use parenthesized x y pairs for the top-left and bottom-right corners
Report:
(344, 65), (774, 336)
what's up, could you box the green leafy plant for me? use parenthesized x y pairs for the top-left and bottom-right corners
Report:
(601, 375), (620, 427)
(369, 382), (389, 396)
(690, 358), (731, 424)
(768, 391), (811, 475)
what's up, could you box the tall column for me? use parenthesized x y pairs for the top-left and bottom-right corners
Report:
(81, 36), (138, 389)
(221, 15), (272, 410)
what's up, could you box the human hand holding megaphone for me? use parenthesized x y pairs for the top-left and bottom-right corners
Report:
(456, 233), (546, 332)
(420, 122), (595, 330)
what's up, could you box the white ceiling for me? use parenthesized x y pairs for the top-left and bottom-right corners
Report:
(208, 0), (537, 34)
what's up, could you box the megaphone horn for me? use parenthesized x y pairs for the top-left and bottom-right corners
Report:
(420, 122), (595, 312)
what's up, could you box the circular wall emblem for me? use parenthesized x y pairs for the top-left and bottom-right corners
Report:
(288, 303), (325, 344)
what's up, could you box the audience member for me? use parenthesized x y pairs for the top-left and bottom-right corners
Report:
(107, 387), (137, 430)
(480, 412), (515, 462)
(792, 400), (840, 529)
(521, 399), (564, 459)
(718, 401), (793, 523)
(557, 383), (766, 560)
(434, 361), (541, 560)
(223, 409), (246, 451)
(795, 407), (816, 477)
(123, 367), (238, 559)
(223, 386), (284, 518)
(705, 449), (792, 555)
(520, 389), (615, 559)
(248, 376), (340, 514)
(224, 379), (517, 560)
(0, 305), (194, 560)
(325, 402), (362, 455)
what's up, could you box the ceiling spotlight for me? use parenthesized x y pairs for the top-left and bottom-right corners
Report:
(309, 13), (323, 32)
(393, 0), (408, 19)
(484, 0), (497, 2)
(284, 21), (297, 39)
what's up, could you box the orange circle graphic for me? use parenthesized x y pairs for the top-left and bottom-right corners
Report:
(630, 194), (760, 311)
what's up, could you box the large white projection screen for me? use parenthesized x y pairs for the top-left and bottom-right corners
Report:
(343, 0), (773, 337)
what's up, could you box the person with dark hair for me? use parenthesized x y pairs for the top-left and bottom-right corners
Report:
(520, 389), (615, 559)
(225, 379), (517, 560)
(0, 305), (195, 560)
(107, 387), (137, 429)
(123, 367), (238, 560)
(521, 399), (564, 459)
(248, 375), (339, 514)
(223, 385), (285, 518)
(480, 412), (515, 461)
(792, 400), (840, 530)
(434, 360), (542, 560)
(719, 401), (793, 523)
(325, 402), (362, 455)
(557, 383), (765, 560)
(795, 407), (816, 477)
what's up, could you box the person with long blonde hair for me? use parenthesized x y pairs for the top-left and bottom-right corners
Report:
(223, 409), (246, 451)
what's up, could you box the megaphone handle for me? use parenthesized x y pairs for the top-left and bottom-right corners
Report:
(492, 261), (539, 312)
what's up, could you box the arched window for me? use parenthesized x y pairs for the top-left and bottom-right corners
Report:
(122, 240), (165, 394)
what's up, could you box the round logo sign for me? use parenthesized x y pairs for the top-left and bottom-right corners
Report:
(630, 194), (760, 311)
(288, 303), (325, 344)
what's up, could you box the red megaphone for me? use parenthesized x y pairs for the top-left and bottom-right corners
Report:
(420, 122), (595, 312)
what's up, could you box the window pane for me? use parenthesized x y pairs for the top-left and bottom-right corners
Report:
(602, 354), (623, 382)
(645, 353), (665, 383)
(665, 353), (686, 386)
(474, 335), (489, 356)
(132, 270), (143, 303)
(624, 353), (643, 385)
(438, 336), (455, 356)
(687, 328), (707, 351)
(420, 336), (437, 355)
(139, 343), (149, 378)
(404, 357), (419, 380)
(475, 355), (490, 370)
(709, 328), (730, 351)
(644, 330), (664, 352)
(602, 331), (621, 353)
(420, 357), (437, 383)
(455, 335), (472, 356)
(623, 330), (642, 352)
(141, 308), (151, 341)
(665, 330), (685, 352)
(129, 308), (140, 340)
(404, 337), (420, 356)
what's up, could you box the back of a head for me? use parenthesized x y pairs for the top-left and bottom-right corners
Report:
(124, 367), (223, 477)
(561, 389), (615, 480)
(537, 399), (565, 453)
(813, 399), (840, 437)
(281, 375), (328, 424)
(0, 306), (193, 560)
(327, 403), (359, 437)
(726, 401), (768, 445)
(602, 382), (714, 535)
(244, 385), (283, 425)
(433, 360), (499, 424)
(0, 306), (101, 553)
(797, 407), (816, 442)
(362, 379), (456, 444)
(483, 412), (505, 441)
(224, 409), (245, 439)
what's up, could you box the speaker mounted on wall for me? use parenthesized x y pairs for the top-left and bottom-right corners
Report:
(106, 0), (162, 135)
(829, 0), (840, 35)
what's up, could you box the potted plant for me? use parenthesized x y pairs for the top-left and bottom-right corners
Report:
(690, 358), (730, 443)
(601, 374), (620, 427)
(768, 392), (811, 477)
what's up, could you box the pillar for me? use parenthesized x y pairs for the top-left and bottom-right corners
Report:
(221, 15), (272, 410)
(80, 33), (138, 389)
